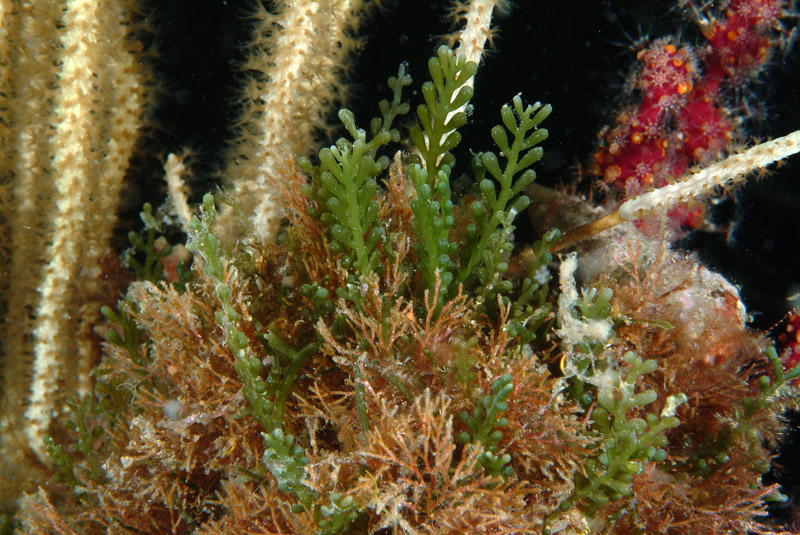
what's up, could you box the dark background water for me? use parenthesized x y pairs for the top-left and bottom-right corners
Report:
(137, 0), (800, 523)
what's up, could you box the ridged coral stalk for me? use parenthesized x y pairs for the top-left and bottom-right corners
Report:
(553, 130), (800, 252)
(618, 129), (800, 220)
(219, 0), (375, 244)
(27, 0), (144, 461)
(27, 0), (109, 460)
(0, 0), (145, 479)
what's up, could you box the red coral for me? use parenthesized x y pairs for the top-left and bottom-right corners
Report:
(778, 309), (800, 384)
(592, 0), (790, 228)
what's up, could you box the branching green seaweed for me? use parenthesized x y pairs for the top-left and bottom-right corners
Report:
(457, 373), (515, 478)
(542, 352), (687, 535)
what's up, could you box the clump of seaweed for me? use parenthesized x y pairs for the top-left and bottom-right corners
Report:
(15, 43), (800, 535)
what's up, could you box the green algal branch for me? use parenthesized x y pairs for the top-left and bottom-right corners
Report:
(409, 45), (477, 181)
(684, 346), (800, 482)
(187, 194), (323, 434)
(188, 195), (360, 533)
(542, 352), (687, 535)
(300, 65), (410, 281)
(407, 46), (475, 302)
(261, 428), (361, 533)
(123, 203), (172, 283)
(504, 228), (561, 347)
(44, 395), (106, 493)
(408, 164), (458, 299)
(322, 119), (388, 276)
(100, 300), (144, 366)
(458, 95), (550, 289)
(297, 84), (407, 434)
(457, 373), (515, 478)
(186, 195), (279, 432)
(265, 330), (320, 425)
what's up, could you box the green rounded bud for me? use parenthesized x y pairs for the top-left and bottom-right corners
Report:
(758, 375), (771, 391)
(754, 460), (771, 474)
(479, 178), (495, 197)
(624, 460), (643, 474)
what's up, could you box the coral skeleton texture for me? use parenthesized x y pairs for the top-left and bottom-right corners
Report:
(2, 1), (800, 535)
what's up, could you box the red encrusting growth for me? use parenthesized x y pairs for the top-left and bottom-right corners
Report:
(778, 309), (800, 385)
(592, 0), (789, 228)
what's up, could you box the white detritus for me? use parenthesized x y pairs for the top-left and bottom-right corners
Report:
(661, 393), (689, 418)
(555, 253), (612, 346)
